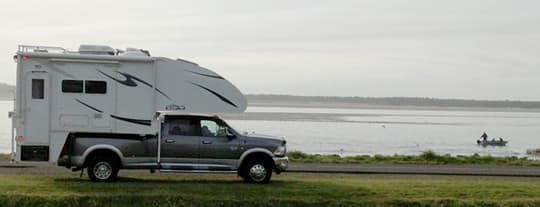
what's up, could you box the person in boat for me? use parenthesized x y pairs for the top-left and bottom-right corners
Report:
(499, 137), (504, 142)
(480, 132), (488, 142)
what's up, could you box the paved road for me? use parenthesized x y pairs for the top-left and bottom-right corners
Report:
(1, 161), (540, 177)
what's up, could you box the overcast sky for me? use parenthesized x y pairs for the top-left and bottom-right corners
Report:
(1, 0), (539, 100)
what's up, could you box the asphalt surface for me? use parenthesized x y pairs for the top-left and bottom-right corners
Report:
(1, 161), (540, 177)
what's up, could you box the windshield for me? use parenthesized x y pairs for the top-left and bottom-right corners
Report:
(223, 121), (245, 135)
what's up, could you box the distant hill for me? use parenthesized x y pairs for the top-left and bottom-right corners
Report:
(0, 83), (537, 110)
(247, 94), (540, 110)
(0, 83), (14, 100)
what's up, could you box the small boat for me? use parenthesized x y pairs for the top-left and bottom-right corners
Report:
(526, 148), (540, 156)
(477, 138), (508, 147)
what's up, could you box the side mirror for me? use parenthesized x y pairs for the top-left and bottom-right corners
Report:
(226, 128), (236, 139)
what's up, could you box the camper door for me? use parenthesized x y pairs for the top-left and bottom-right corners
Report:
(23, 71), (51, 158)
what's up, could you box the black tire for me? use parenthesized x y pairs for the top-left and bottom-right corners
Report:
(240, 158), (272, 184)
(87, 156), (119, 182)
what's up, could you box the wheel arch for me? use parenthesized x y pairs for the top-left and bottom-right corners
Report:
(238, 148), (275, 169)
(81, 145), (124, 167)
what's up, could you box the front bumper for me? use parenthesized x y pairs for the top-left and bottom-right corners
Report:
(273, 156), (289, 172)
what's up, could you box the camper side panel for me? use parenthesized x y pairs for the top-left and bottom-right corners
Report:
(52, 62), (116, 132)
(50, 61), (118, 163)
(114, 62), (156, 134)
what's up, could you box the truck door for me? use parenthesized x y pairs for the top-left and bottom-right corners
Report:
(160, 116), (200, 170)
(22, 71), (51, 161)
(198, 118), (240, 170)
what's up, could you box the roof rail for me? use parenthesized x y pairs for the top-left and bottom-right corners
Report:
(18, 45), (68, 53)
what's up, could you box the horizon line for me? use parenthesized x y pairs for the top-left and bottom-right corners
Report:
(246, 94), (540, 103)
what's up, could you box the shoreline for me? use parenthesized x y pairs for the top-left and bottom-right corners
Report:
(2, 99), (540, 113)
(249, 101), (540, 113)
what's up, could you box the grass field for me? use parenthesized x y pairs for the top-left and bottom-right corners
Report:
(0, 172), (539, 207)
(288, 150), (540, 166)
(0, 153), (10, 161)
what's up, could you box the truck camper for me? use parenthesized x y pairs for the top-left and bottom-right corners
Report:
(10, 45), (288, 183)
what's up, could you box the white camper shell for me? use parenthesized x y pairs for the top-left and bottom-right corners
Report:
(12, 45), (247, 163)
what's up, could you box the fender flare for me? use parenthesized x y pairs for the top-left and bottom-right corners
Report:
(81, 144), (125, 166)
(237, 148), (274, 168)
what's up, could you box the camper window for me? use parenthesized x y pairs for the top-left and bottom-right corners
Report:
(85, 81), (107, 94)
(31, 79), (44, 99)
(62, 80), (83, 93)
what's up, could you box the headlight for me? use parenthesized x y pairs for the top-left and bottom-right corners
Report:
(273, 145), (286, 156)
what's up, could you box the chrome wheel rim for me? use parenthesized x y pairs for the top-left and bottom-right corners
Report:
(249, 164), (267, 182)
(93, 161), (112, 180)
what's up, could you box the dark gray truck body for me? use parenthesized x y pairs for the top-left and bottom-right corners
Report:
(58, 114), (288, 183)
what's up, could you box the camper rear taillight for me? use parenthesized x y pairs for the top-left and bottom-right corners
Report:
(21, 55), (29, 60)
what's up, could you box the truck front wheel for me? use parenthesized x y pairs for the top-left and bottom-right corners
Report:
(240, 158), (272, 184)
(87, 156), (119, 182)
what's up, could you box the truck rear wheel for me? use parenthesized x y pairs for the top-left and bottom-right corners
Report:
(241, 158), (272, 184)
(87, 156), (119, 182)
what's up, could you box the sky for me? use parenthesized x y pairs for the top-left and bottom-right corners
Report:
(0, 0), (539, 101)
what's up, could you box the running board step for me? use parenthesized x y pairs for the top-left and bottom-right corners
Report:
(159, 169), (237, 174)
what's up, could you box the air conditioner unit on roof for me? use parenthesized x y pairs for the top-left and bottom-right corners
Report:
(78, 45), (116, 55)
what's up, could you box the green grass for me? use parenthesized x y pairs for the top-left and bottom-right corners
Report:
(0, 173), (540, 207)
(288, 150), (540, 166)
(0, 153), (10, 161)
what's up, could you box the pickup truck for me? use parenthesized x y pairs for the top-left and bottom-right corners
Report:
(58, 112), (289, 184)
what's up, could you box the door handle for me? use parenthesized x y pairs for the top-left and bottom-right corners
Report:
(202, 140), (212, 144)
(165, 139), (175, 144)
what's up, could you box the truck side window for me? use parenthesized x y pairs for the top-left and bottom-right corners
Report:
(166, 118), (199, 136)
(200, 120), (227, 137)
(62, 80), (83, 93)
(31, 79), (44, 99)
(85, 81), (107, 94)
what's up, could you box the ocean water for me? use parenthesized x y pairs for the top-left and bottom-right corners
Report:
(0, 101), (13, 154)
(228, 106), (540, 157)
(1, 100), (539, 157)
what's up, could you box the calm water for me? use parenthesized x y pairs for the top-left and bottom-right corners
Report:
(0, 101), (13, 154)
(1, 100), (539, 157)
(229, 106), (540, 157)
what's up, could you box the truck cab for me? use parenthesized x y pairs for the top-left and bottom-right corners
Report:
(59, 112), (289, 183)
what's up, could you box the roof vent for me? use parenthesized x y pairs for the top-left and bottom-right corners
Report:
(120, 48), (151, 57)
(78, 45), (115, 55)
